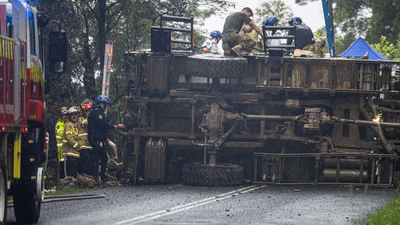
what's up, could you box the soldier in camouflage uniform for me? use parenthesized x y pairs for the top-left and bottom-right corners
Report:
(243, 23), (264, 53)
(303, 37), (326, 58)
(222, 7), (263, 57)
(55, 107), (68, 179)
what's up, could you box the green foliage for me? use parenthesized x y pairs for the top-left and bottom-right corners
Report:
(333, 0), (369, 37)
(255, 0), (294, 25)
(367, 195), (400, 224)
(327, 0), (400, 47)
(371, 35), (400, 61)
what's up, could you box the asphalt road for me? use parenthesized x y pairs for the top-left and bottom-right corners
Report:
(6, 184), (398, 225)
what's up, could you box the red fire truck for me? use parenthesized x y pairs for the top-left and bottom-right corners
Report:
(0, 0), (67, 224)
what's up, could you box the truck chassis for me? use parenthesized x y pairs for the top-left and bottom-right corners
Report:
(123, 51), (400, 188)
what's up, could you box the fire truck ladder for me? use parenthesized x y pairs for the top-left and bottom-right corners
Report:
(102, 40), (114, 98)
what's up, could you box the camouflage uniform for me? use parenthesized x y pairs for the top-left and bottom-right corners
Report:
(247, 24), (264, 53)
(303, 44), (324, 58)
(223, 33), (256, 55)
(222, 12), (256, 56)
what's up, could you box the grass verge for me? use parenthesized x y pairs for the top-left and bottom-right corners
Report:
(45, 186), (90, 196)
(361, 187), (400, 225)
(366, 197), (400, 224)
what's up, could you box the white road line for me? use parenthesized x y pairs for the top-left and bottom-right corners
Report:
(113, 185), (266, 225)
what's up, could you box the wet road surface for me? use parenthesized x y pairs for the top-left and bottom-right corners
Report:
(6, 184), (398, 225)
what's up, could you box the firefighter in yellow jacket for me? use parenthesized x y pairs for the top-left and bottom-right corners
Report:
(77, 103), (93, 175)
(63, 106), (83, 177)
(55, 107), (68, 179)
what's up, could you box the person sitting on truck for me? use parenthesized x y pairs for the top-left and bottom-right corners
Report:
(303, 37), (326, 58)
(201, 30), (222, 54)
(264, 16), (286, 47)
(222, 7), (263, 57)
(286, 17), (315, 50)
(56, 107), (69, 179)
(88, 95), (124, 182)
(244, 23), (264, 53)
(77, 103), (93, 175)
(63, 106), (83, 178)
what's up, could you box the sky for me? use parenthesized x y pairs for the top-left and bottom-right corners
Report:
(201, 0), (325, 34)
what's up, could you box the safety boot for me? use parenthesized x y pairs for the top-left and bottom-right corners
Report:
(231, 45), (243, 58)
(223, 43), (231, 56)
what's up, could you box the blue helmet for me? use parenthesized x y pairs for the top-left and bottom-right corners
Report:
(265, 16), (279, 26)
(210, 30), (221, 38)
(290, 17), (302, 24)
(95, 95), (110, 105)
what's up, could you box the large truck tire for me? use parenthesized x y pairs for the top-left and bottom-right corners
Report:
(14, 126), (44, 224)
(13, 177), (41, 224)
(186, 54), (247, 78)
(182, 162), (243, 186)
(13, 165), (43, 224)
(0, 151), (7, 225)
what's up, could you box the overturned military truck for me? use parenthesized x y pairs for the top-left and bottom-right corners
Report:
(123, 15), (400, 187)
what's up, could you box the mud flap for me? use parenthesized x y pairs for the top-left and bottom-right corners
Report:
(144, 138), (166, 183)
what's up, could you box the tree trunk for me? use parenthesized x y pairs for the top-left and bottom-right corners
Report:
(98, 0), (107, 95)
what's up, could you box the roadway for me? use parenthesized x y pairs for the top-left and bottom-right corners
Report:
(6, 183), (397, 224)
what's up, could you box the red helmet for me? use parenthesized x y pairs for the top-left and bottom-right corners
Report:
(60, 107), (68, 115)
(80, 103), (92, 111)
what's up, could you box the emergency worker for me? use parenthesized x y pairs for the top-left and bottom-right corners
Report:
(88, 95), (124, 182)
(201, 30), (222, 54)
(222, 7), (263, 57)
(246, 22), (264, 53)
(264, 16), (286, 47)
(63, 106), (82, 178)
(81, 98), (94, 106)
(286, 17), (315, 50)
(77, 103), (93, 175)
(303, 37), (326, 58)
(55, 107), (68, 179)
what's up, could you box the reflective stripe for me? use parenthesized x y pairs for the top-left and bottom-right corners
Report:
(63, 140), (67, 143)
(78, 133), (88, 136)
(65, 131), (73, 134)
(66, 152), (80, 158)
(56, 129), (63, 133)
(56, 135), (62, 139)
(73, 142), (78, 148)
(59, 158), (65, 162)
(57, 143), (63, 147)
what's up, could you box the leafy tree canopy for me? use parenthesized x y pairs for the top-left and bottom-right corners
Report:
(255, 0), (294, 25)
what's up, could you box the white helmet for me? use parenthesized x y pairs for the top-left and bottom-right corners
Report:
(68, 106), (79, 114)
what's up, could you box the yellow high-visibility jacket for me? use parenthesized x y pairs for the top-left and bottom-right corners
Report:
(63, 121), (81, 158)
(55, 120), (65, 161)
(77, 117), (91, 148)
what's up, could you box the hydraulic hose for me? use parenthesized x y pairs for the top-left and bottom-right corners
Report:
(360, 96), (393, 153)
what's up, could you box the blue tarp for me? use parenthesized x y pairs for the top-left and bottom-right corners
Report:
(340, 37), (390, 61)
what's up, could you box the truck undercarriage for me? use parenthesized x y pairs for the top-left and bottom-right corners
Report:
(123, 51), (400, 187)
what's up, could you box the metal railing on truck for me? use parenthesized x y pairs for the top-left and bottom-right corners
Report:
(151, 14), (194, 55)
(262, 25), (296, 56)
